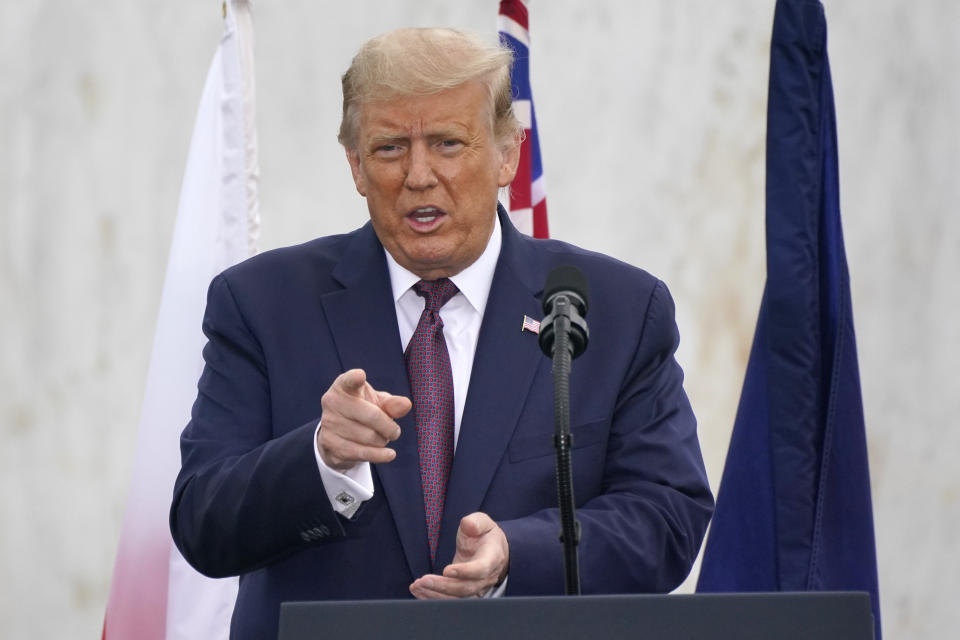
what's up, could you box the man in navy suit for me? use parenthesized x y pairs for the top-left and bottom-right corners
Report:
(171, 27), (713, 639)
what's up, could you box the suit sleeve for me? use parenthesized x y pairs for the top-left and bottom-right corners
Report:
(499, 280), (714, 594)
(169, 273), (344, 578)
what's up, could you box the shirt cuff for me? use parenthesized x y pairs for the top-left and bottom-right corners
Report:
(314, 420), (374, 519)
(484, 575), (508, 598)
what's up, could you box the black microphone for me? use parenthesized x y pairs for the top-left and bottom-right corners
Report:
(537, 264), (590, 595)
(538, 265), (590, 359)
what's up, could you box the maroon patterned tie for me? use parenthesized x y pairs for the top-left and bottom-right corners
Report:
(405, 278), (459, 563)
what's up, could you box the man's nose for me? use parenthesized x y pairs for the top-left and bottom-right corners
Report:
(404, 143), (438, 190)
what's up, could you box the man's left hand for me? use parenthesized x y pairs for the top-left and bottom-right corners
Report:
(409, 512), (509, 599)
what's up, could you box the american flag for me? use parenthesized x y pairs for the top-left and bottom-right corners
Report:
(521, 314), (541, 335)
(498, 0), (549, 238)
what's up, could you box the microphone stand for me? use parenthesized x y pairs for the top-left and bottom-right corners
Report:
(549, 296), (581, 595)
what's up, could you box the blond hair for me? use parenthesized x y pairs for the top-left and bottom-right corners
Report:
(337, 28), (522, 149)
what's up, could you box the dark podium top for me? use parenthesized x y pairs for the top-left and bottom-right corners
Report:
(279, 592), (874, 640)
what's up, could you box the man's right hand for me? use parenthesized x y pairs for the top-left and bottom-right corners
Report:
(317, 369), (411, 470)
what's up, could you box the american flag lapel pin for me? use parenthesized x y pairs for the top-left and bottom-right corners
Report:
(521, 315), (541, 335)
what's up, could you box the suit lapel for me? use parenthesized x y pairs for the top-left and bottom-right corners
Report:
(320, 224), (431, 580)
(436, 209), (546, 565)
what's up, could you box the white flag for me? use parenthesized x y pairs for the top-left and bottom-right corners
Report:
(103, 2), (259, 638)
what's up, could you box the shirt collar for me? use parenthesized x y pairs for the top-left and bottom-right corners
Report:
(384, 213), (502, 315)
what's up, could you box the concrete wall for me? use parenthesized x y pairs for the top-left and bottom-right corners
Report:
(1, 1), (957, 637)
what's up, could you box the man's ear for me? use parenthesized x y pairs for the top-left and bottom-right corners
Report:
(345, 148), (367, 196)
(497, 133), (523, 188)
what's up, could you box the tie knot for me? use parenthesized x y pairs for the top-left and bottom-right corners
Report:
(413, 278), (459, 313)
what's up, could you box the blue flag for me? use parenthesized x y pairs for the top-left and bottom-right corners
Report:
(696, 2), (881, 638)
(498, 0), (549, 238)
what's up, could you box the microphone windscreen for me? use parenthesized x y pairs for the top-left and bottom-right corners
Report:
(543, 265), (589, 315)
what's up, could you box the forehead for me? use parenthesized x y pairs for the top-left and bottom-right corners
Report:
(358, 81), (494, 136)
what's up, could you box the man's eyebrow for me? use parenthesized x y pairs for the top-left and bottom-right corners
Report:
(424, 123), (469, 137)
(367, 133), (408, 145)
(365, 123), (469, 145)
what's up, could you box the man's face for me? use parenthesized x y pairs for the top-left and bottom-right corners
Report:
(346, 81), (520, 280)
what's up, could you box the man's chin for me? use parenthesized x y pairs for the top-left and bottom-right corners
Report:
(395, 247), (467, 280)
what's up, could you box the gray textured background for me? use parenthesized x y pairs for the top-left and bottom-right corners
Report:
(1, 1), (957, 638)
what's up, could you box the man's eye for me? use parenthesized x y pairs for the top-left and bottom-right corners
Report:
(374, 144), (403, 157)
(438, 139), (463, 151)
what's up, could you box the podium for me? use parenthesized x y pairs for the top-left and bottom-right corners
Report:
(278, 592), (874, 639)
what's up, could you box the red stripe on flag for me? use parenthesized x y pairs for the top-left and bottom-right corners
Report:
(499, 0), (529, 28)
(533, 197), (549, 239)
(511, 136), (533, 210)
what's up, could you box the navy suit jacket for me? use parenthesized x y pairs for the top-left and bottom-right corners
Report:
(170, 207), (713, 639)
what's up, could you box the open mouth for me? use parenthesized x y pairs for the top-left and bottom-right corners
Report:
(406, 206), (447, 231)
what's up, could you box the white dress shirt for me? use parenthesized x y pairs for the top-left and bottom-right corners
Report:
(314, 215), (502, 517)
